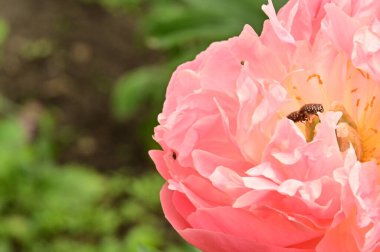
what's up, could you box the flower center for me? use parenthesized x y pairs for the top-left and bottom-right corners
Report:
(283, 66), (380, 165)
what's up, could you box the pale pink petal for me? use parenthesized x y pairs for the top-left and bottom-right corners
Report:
(352, 19), (380, 81)
(234, 25), (287, 80)
(242, 176), (279, 191)
(264, 118), (306, 166)
(192, 149), (250, 177)
(246, 162), (284, 183)
(233, 190), (279, 208)
(322, 3), (361, 53)
(278, 179), (304, 196)
(209, 166), (245, 191)
(262, 0), (295, 44)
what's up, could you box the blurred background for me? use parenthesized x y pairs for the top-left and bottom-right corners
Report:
(0, 0), (286, 251)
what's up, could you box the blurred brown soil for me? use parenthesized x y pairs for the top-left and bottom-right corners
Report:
(0, 0), (160, 173)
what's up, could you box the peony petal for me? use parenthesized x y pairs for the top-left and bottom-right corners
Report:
(192, 149), (250, 177)
(246, 161), (284, 183)
(322, 3), (360, 53)
(181, 228), (315, 252)
(262, 0), (296, 44)
(233, 190), (278, 208)
(278, 179), (304, 196)
(180, 175), (232, 207)
(187, 206), (323, 248)
(352, 19), (380, 82)
(209, 166), (245, 191)
(160, 184), (192, 231)
(264, 118), (306, 166)
(149, 150), (171, 180)
(316, 214), (361, 252)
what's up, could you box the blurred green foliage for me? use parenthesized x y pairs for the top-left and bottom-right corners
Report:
(0, 18), (9, 48)
(20, 38), (54, 61)
(83, 0), (141, 10)
(0, 102), (198, 251)
(0, 1), (287, 251)
(0, 18), (9, 62)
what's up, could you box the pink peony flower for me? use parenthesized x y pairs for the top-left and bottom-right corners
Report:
(150, 0), (380, 251)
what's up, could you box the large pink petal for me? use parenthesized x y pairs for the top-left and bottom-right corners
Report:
(160, 184), (193, 231)
(192, 149), (250, 177)
(322, 3), (360, 53)
(262, 0), (295, 44)
(149, 150), (171, 180)
(187, 206), (323, 248)
(316, 214), (361, 252)
(181, 228), (315, 252)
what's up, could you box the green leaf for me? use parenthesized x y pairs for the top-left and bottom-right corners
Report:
(123, 225), (164, 252)
(100, 0), (141, 9)
(0, 18), (9, 48)
(111, 66), (168, 120)
(143, 0), (267, 51)
(120, 200), (147, 223)
(127, 172), (164, 209)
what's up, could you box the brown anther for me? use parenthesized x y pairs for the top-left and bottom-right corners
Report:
(370, 128), (378, 134)
(358, 69), (370, 79)
(370, 96), (376, 107)
(351, 88), (358, 93)
(307, 74), (323, 85)
(356, 99), (360, 107)
(364, 102), (370, 111)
